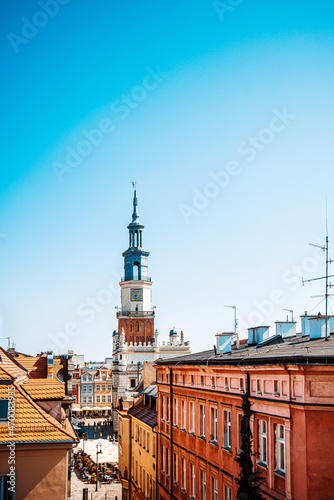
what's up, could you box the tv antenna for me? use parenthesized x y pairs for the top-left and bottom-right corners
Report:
(302, 210), (333, 340)
(224, 305), (239, 347)
(283, 309), (294, 321)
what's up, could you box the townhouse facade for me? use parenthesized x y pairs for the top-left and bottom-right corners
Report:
(118, 387), (158, 500)
(155, 321), (334, 500)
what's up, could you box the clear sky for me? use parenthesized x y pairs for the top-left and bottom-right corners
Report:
(1, 0), (334, 360)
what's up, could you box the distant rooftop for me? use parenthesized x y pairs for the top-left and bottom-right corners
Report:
(156, 332), (334, 366)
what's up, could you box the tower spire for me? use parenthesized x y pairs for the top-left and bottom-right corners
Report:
(132, 184), (140, 224)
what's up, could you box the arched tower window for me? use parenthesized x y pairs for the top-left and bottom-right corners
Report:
(133, 262), (140, 280)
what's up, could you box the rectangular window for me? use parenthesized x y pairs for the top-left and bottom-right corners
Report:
(223, 410), (232, 449)
(166, 448), (170, 477)
(257, 379), (262, 394)
(162, 445), (165, 473)
(210, 407), (218, 442)
(225, 377), (229, 390)
(173, 397), (178, 426)
(108, 395), (111, 402)
(147, 431), (150, 453)
(201, 376), (204, 386)
(259, 420), (267, 464)
(0, 400), (9, 421)
(199, 404), (206, 438)
(153, 435), (156, 457)
(224, 485), (232, 500)
(88, 385), (92, 392)
(102, 384), (106, 391)
(238, 414), (242, 453)
(96, 396), (100, 403)
(82, 385), (87, 392)
(130, 378), (136, 388)
(182, 458), (187, 491)
(191, 375), (194, 385)
(107, 384), (111, 391)
(181, 400), (186, 430)
(173, 452), (178, 483)
(96, 384), (100, 391)
(175, 374), (178, 384)
(102, 395), (106, 403)
(166, 396), (170, 424)
(200, 469), (206, 500)
(190, 463), (195, 497)
(0, 475), (14, 500)
(276, 424), (285, 472)
(88, 395), (93, 403)
(274, 380), (280, 395)
(240, 378), (245, 392)
(211, 477), (218, 500)
(189, 401), (195, 434)
(211, 377), (216, 388)
(162, 396), (166, 422)
(182, 375), (185, 385)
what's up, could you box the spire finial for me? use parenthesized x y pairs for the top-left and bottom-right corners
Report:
(131, 181), (139, 223)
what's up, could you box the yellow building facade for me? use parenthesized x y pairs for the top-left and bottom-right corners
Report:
(118, 389), (157, 500)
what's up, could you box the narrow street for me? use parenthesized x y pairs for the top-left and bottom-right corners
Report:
(70, 469), (122, 500)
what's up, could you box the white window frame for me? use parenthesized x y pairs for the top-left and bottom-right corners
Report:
(181, 400), (186, 430)
(277, 424), (285, 472)
(223, 410), (232, 449)
(189, 401), (195, 434)
(224, 485), (232, 500)
(182, 457), (186, 491)
(259, 420), (267, 465)
(200, 469), (206, 500)
(190, 462), (195, 497)
(210, 406), (218, 443)
(199, 404), (206, 438)
(211, 476), (218, 500)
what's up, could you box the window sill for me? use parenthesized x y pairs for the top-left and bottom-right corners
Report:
(257, 462), (268, 470)
(189, 432), (195, 437)
(222, 446), (232, 453)
(209, 440), (218, 446)
(274, 469), (286, 478)
(180, 428), (186, 433)
(198, 436), (206, 442)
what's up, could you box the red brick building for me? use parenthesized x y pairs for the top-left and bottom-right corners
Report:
(155, 327), (334, 500)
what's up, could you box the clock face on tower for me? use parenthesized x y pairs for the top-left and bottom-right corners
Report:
(131, 288), (143, 301)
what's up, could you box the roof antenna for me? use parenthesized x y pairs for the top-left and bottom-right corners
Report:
(303, 200), (333, 340)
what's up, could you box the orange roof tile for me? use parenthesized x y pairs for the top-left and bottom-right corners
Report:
(0, 382), (77, 444)
(21, 378), (65, 400)
(0, 347), (28, 380)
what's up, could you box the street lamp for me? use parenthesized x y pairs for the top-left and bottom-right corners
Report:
(95, 443), (102, 491)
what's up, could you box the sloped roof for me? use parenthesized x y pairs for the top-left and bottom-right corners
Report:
(21, 378), (65, 400)
(128, 403), (157, 428)
(0, 382), (76, 444)
(0, 347), (28, 380)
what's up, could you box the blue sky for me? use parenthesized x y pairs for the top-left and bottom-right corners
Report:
(1, 0), (334, 359)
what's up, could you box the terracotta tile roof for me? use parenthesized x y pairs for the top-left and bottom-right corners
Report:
(0, 382), (77, 444)
(0, 348), (28, 380)
(128, 403), (157, 428)
(21, 378), (65, 400)
(0, 366), (14, 380)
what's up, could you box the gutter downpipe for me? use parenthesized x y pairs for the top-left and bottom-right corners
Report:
(170, 368), (174, 500)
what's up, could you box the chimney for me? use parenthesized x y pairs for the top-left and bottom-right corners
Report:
(216, 333), (234, 354)
(247, 326), (270, 345)
(275, 321), (297, 338)
(308, 314), (332, 339)
(47, 351), (53, 379)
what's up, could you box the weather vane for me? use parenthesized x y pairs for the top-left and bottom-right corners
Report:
(131, 181), (137, 189)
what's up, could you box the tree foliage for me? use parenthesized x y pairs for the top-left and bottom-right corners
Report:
(235, 373), (264, 500)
